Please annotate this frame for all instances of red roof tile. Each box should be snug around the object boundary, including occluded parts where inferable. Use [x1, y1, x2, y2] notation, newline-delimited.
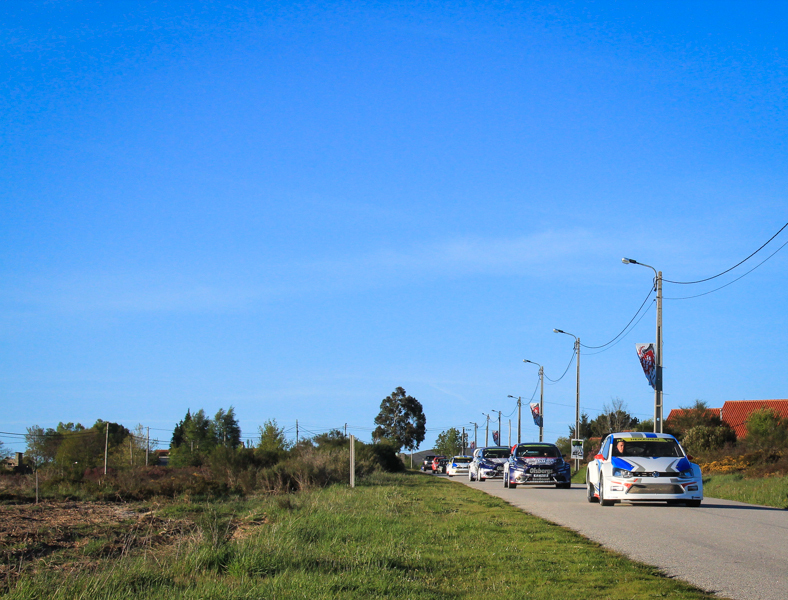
[721, 400, 788, 438]
[666, 408, 722, 423]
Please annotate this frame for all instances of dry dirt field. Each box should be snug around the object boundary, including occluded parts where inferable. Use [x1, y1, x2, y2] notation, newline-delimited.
[0, 501, 194, 590]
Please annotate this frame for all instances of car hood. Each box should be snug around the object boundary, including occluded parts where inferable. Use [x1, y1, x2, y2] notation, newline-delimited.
[514, 457, 563, 466]
[611, 456, 692, 473]
[480, 457, 509, 465]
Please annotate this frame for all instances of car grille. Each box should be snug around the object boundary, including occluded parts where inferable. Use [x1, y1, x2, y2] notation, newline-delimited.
[628, 484, 684, 495]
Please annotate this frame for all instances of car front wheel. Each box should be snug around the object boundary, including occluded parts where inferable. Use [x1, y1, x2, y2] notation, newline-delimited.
[587, 478, 598, 503]
[599, 476, 614, 506]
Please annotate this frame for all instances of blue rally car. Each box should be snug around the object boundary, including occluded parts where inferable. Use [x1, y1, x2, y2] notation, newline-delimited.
[503, 442, 572, 489]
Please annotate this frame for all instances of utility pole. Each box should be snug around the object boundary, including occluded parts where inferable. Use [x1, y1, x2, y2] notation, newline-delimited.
[104, 423, 109, 475]
[538, 366, 544, 442]
[656, 270, 663, 433]
[575, 337, 580, 472]
[469, 422, 478, 450]
[622, 258, 663, 433]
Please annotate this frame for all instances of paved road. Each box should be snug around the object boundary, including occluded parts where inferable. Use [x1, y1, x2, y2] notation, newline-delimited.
[454, 476, 788, 600]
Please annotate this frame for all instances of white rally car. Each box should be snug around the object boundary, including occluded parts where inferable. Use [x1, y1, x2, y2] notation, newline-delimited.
[586, 432, 703, 507]
[446, 455, 472, 477]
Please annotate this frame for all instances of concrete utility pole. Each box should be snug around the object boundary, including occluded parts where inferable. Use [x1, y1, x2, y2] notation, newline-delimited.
[508, 394, 523, 444]
[622, 258, 663, 433]
[104, 423, 109, 475]
[523, 361, 546, 442]
[491, 410, 502, 445]
[554, 329, 581, 472]
[349, 435, 355, 488]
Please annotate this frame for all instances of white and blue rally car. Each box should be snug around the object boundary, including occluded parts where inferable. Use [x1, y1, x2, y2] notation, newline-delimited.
[586, 432, 703, 507]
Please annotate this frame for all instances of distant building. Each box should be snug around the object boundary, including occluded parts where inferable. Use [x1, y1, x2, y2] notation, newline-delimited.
[667, 399, 788, 439]
[1, 453, 27, 472]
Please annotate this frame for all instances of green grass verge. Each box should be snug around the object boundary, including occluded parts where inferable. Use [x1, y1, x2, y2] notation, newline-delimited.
[5, 472, 724, 600]
[702, 473, 788, 509]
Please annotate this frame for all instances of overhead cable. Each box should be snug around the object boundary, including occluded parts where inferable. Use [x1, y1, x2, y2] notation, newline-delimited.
[580, 284, 655, 349]
[665, 238, 788, 300]
[664, 221, 787, 284]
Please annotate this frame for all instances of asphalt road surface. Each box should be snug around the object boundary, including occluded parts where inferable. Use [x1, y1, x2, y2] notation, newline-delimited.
[454, 476, 788, 600]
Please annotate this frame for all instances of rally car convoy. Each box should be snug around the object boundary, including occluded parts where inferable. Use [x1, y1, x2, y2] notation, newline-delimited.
[428, 432, 703, 507]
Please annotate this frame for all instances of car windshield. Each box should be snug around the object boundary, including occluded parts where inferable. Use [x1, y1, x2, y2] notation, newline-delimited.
[453, 457, 471, 463]
[613, 438, 684, 458]
[516, 445, 560, 458]
[482, 448, 511, 459]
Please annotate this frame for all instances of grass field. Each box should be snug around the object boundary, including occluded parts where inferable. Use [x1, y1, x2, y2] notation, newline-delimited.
[702, 473, 788, 509]
[3, 471, 727, 600]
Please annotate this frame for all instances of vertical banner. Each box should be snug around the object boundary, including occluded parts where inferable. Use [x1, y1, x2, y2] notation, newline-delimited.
[492, 430, 500, 445]
[636, 343, 657, 389]
[529, 403, 543, 427]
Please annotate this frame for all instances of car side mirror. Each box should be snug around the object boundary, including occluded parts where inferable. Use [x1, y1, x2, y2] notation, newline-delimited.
[594, 454, 604, 460]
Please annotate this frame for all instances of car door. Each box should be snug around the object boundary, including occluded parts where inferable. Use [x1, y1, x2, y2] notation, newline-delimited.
[588, 435, 611, 487]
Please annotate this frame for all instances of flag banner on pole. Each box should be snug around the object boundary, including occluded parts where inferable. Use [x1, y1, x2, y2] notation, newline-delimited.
[492, 430, 499, 445]
[529, 403, 543, 427]
[636, 343, 657, 389]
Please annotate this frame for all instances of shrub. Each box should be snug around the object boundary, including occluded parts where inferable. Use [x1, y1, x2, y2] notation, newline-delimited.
[745, 408, 788, 452]
[682, 425, 737, 455]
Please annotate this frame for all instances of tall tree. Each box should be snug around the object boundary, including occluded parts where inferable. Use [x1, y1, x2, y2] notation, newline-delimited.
[372, 387, 426, 453]
[214, 407, 242, 448]
[433, 428, 467, 458]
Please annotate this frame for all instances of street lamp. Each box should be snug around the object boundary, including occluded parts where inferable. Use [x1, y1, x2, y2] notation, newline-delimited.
[482, 413, 490, 446]
[554, 328, 580, 472]
[507, 395, 522, 444]
[523, 360, 544, 442]
[622, 257, 663, 433]
[491, 410, 502, 445]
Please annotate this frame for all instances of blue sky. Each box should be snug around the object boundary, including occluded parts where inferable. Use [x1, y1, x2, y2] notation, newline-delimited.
[2, 1, 787, 452]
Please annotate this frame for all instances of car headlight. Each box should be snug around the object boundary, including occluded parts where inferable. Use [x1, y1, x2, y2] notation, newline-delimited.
[679, 470, 693, 478]
[612, 468, 633, 478]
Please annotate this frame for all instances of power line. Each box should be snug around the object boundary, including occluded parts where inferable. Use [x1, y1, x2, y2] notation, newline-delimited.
[664, 221, 787, 284]
[665, 237, 788, 300]
[544, 347, 576, 384]
[580, 285, 654, 349]
[582, 301, 654, 356]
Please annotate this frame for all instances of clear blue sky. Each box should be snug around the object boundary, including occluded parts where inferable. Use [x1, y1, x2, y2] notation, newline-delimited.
[2, 1, 786, 452]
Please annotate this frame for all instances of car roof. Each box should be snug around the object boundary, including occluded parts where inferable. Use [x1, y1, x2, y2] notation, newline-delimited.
[610, 432, 678, 441]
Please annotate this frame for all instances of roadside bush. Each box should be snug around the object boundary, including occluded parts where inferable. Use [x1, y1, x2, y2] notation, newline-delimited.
[682, 425, 737, 456]
[744, 408, 788, 452]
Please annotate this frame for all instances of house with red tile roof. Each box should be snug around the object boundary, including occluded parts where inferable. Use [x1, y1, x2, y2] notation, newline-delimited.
[720, 400, 788, 438]
[667, 400, 788, 439]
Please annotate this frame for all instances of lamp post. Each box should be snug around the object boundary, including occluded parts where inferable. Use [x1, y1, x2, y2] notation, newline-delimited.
[622, 257, 663, 433]
[507, 395, 522, 443]
[554, 328, 580, 472]
[482, 413, 490, 446]
[523, 360, 544, 442]
[492, 410, 502, 445]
